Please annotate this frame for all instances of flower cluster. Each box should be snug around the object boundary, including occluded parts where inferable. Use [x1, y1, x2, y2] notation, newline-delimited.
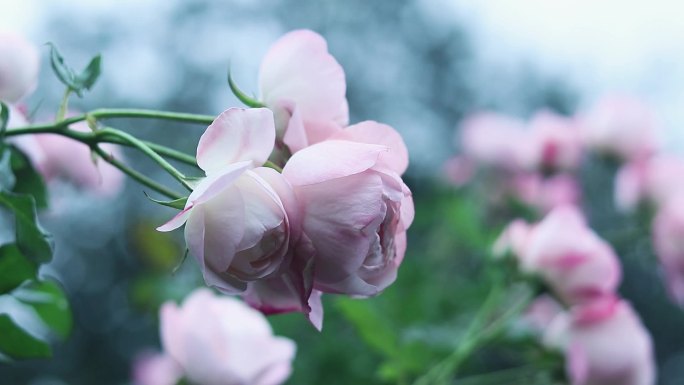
[158, 30, 413, 330]
[0, 32, 123, 196]
[497, 206, 655, 385]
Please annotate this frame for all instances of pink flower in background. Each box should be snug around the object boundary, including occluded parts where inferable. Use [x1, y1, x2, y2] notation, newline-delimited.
[652, 196, 684, 307]
[459, 112, 534, 171]
[511, 173, 581, 213]
[578, 95, 659, 161]
[0, 32, 40, 103]
[259, 29, 349, 154]
[615, 155, 684, 212]
[282, 139, 414, 297]
[527, 110, 583, 171]
[545, 297, 655, 385]
[492, 219, 531, 258]
[35, 120, 125, 196]
[442, 155, 475, 187]
[160, 289, 295, 385]
[132, 352, 182, 385]
[521, 294, 564, 335]
[514, 206, 621, 305]
[158, 108, 299, 294]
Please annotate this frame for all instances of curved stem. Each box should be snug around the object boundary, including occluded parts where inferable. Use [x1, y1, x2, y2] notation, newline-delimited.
[97, 127, 193, 191]
[92, 146, 182, 200]
[96, 134, 199, 167]
[88, 109, 215, 125]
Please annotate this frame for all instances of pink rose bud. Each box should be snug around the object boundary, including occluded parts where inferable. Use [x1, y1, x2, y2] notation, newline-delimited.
[615, 155, 684, 212]
[546, 297, 655, 385]
[282, 139, 414, 297]
[132, 352, 182, 385]
[652, 196, 684, 307]
[578, 95, 659, 161]
[35, 120, 124, 196]
[259, 29, 349, 153]
[0, 32, 40, 103]
[459, 112, 534, 171]
[158, 108, 299, 294]
[527, 110, 583, 171]
[160, 289, 296, 385]
[515, 206, 621, 305]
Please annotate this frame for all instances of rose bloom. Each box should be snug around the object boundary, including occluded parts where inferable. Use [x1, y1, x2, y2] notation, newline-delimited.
[527, 110, 583, 171]
[508, 206, 621, 305]
[578, 95, 659, 161]
[282, 122, 413, 297]
[259, 29, 349, 154]
[614, 154, 684, 212]
[652, 196, 684, 307]
[459, 112, 534, 171]
[544, 297, 655, 385]
[160, 289, 296, 385]
[0, 32, 39, 103]
[158, 108, 299, 294]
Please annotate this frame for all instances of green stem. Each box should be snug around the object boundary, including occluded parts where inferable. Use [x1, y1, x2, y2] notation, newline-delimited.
[92, 146, 182, 200]
[96, 134, 199, 167]
[97, 127, 193, 191]
[88, 109, 215, 125]
[56, 88, 71, 121]
[263, 160, 283, 173]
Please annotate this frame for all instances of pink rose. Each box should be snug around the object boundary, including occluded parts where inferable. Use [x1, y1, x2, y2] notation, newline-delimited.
[282, 138, 414, 297]
[0, 32, 40, 103]
[35, 120, 124, 196]
[158, 108, 299, 294]
[546, 297, 655, 385]
[510, 173, 581, 213]
[160, 289, 296, 385]
[527, 110, 583, 171]
[510, 206, 621, 305]
[259, 29, 349, 153]
[652, 196, 684, 306]
[132, 352, 182, 385]
[459, 112, 534, 171]
[615, 155, 684, 212]
[578, 95, 659, 161]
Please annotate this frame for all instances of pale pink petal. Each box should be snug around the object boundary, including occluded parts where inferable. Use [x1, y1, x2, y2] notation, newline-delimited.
[259, 29, 348, 127]
[282, 140, 387, 186]
[331, 121, 409, 174]
[156, 205, 193, 232]
[186, 160, 252, 206]
[197, 108, 275, 174]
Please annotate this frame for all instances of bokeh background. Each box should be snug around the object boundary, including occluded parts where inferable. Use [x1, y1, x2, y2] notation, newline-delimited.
[2, 0, 684, 384]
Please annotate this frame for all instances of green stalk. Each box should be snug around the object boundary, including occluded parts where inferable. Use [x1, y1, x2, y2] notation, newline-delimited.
[88, 109, 215, 125]
[92, 146, 182, 200]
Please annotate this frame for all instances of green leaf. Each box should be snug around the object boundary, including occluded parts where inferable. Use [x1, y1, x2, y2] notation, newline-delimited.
[336, 297, 399, 358]
[0, 190, 53, 263]
[0, 101, 8, 139]
[13, 279, 72, 338]
[0, 147, 16, 190]
[0, 314, 51, 359]
[47, 43, 101, 97]
[8, 146, 48, 208]
[76, 54, 102, 91]
[0, 244, 36, 294]
[143, 191, 187, 210]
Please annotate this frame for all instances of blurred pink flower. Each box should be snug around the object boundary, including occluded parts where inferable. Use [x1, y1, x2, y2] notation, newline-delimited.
[35, 120, 125, 196]
[521, 294, 564, 335]
[545, 297, 655, 385]
[459, 112, 534, 171]
[132, 352, 182, 385]
[492, 219, 531, 258]
[259, 29, 349, 154]
[511, 173, 581, 213]
[652, 196, 684, 307]
[0, 32, 40, 103]
[442, 156, 475, 187]
[512, 206, 621, 305]
[158, 108, 299, 294]
[615, 154, 684, 212]
[282, 139, 414, 297]
[527, 110, 583, 171]
[578, 95, 659, 161]
[160, 289, 295, 385]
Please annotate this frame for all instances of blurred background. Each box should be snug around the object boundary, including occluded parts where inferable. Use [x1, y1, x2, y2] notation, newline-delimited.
[2, 0, 684, 384]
